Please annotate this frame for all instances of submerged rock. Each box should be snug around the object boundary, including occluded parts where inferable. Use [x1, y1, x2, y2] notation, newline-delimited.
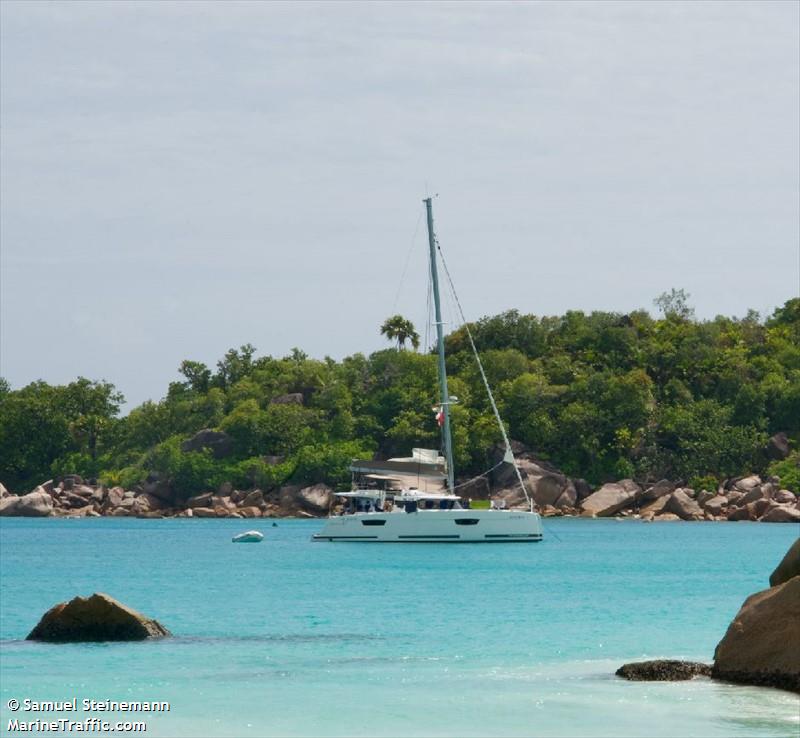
[27, 593, 171, 642]
[616, 660, 711, 681]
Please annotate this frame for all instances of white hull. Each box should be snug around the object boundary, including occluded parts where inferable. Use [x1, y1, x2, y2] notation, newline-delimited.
[313, 509, 543, 543]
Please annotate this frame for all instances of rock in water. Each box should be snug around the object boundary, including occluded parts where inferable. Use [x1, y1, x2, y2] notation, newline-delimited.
[616, 660, 711, 681]
[712, 577, 800, 692]
[27, 593, 171, 642]
[770, 538, 800, 587]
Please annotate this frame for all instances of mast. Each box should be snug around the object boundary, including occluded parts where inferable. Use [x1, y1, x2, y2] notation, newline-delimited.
[424, 197, 455, 492]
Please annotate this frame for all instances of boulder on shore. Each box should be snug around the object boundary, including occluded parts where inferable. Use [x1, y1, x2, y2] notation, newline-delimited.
[664, 489, 703, 520]
[703, 495, 728, 515]
[640, 480, 675, 503]
[573, 478, 593, 501]
[27, 593, 171, 642]
[760, 505, 800, 524]
[712, 576, 800, 692]
[580, 480, 640, 517]
[616, 660, 711, 681]
[553, 483, 577, 509]
[531, 474, 569, 508]
[0, 489, 53, 517]
[727, 505, 754, 522]
[640, 495, 670, 518]
[242, 489, 265, 508]
[733, 475, 762, 493]
[296, 483, 333, 514]
[185, 492, 214, 509]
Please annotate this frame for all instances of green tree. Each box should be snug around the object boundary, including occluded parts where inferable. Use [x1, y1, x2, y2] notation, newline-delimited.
[380, 315, 420, 351]
[215, 344, 257, 388]
[0, 382, 71, 491]
[654, 288, 695, 320]
[179, 360, 211, 393]
[61, 377, 124, 463]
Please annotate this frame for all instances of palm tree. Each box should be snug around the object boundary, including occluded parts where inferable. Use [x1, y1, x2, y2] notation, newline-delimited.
[380, 315, 420, 351]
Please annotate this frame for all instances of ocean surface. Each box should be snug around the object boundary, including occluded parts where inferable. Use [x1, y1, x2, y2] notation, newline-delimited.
[0, 517, 798, 737]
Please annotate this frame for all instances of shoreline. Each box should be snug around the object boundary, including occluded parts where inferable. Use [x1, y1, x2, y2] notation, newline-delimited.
[2, 470, 799, 523]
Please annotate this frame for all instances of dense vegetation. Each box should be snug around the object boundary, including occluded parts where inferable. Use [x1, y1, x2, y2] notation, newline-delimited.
[2, 295, 798, 498]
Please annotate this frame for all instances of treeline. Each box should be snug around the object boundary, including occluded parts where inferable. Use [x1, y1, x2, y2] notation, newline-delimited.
[1, 295, 798, 497]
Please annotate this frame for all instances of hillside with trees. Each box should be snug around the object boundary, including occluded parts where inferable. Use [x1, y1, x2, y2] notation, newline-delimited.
[1, 295, 798, 499]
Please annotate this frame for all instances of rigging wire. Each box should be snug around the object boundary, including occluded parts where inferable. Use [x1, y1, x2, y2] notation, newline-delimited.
[391, 209, 424, 315]
[434, 237, 534, 512]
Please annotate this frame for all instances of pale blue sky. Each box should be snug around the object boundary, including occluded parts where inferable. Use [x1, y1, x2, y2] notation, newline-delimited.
[1, 0, 798, 409]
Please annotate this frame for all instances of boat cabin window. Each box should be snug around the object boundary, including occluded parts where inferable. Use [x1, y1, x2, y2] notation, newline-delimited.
[402, 498, 464, 511]
[342, 497, 383, 514]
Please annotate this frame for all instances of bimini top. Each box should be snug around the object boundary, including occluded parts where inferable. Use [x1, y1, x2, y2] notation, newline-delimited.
[334, 490, 461, 502]
[393, 491, 461, 502]
[349, 459, 445, 479]
[334, 490, 384, 500]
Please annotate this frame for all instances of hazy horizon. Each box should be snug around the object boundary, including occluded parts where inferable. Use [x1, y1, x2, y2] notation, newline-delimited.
[2, 1, 798, 409]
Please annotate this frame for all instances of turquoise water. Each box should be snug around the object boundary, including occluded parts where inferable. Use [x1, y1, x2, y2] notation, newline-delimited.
[1, 518, 798, 737]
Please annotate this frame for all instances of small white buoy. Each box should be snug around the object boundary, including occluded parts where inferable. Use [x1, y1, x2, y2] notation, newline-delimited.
[232, 530, 264, 543]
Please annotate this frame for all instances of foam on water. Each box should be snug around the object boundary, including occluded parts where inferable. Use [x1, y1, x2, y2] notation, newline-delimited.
[1, 517, 798, 736]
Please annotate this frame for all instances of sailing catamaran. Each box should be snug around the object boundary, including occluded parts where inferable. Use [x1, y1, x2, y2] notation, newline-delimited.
[313, 198, 543, 543]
